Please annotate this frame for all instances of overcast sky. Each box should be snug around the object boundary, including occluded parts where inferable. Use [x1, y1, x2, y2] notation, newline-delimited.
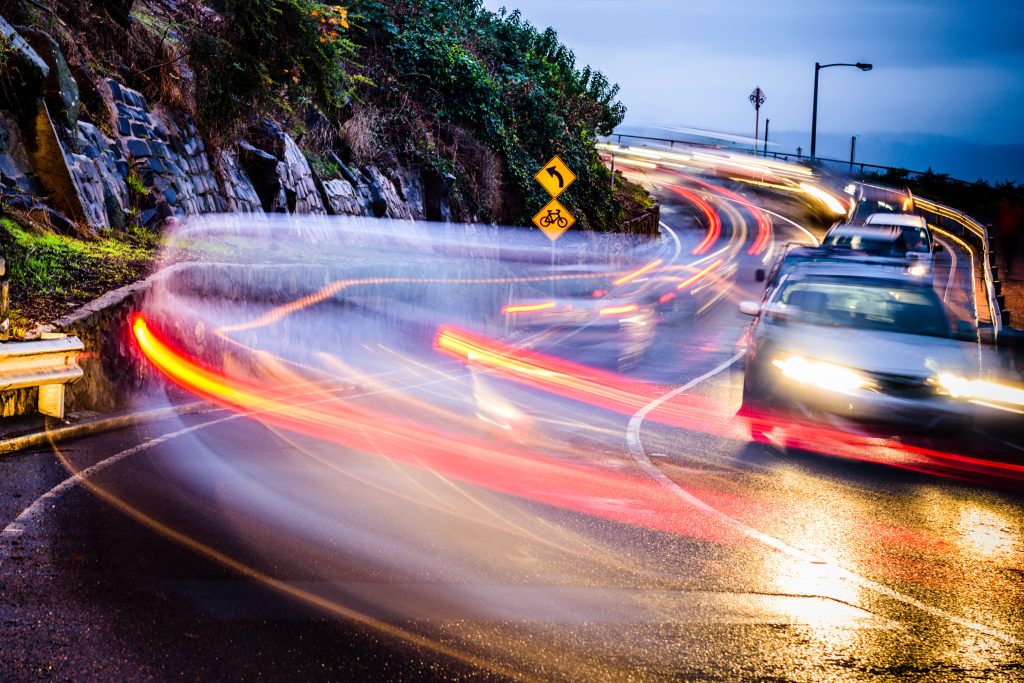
[481, 0, 1024, 146]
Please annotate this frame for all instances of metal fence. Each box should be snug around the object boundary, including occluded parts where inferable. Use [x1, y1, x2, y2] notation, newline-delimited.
[620, 205, 661, 238]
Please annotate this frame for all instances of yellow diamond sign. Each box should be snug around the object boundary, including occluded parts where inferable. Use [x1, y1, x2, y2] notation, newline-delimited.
[534, 155, 576, 198]
[532, 198, 575, 241]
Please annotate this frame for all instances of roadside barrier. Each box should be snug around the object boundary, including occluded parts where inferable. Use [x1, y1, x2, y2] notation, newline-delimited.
[0, 335, 84, 418]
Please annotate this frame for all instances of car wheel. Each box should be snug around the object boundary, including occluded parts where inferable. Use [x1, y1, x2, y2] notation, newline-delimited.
[740, 361, 775, 441]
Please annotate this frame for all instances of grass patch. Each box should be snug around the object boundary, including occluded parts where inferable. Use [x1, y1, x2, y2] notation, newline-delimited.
[0, 217, 159, 335]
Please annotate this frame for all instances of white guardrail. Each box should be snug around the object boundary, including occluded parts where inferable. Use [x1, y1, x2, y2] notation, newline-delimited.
[913, 197, 1005, 338]
[0, 335, 84, 419]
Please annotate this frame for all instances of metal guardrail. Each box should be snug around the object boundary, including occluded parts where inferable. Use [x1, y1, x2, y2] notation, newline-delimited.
[605, 133, 1005, 193]
[607, 133, 725, 152]
[0, 336, 85, 418]
[913, 196, 1006, 337]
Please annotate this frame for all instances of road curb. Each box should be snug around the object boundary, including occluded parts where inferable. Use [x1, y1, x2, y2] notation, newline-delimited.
[0, 401, 217, 456]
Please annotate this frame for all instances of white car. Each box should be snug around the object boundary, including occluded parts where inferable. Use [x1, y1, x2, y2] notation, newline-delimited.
[864, 212, 941, 276]
[739, 261, 979, 435]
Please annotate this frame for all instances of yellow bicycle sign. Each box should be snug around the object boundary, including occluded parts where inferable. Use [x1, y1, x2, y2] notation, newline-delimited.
[532, 198, 575, 241]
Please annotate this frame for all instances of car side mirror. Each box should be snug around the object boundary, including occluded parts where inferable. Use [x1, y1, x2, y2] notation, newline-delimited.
[739, 301, 760, 316]
[754, 268, 766, 283]
[932, 241, 943, 252]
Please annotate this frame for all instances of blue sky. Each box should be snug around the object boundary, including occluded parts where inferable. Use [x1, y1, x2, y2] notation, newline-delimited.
[481, 1, 1024, 153]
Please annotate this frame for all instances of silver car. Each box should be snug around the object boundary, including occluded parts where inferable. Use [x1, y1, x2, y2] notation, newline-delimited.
[738, 262, 978, 436]
[864, 212, 941, 276]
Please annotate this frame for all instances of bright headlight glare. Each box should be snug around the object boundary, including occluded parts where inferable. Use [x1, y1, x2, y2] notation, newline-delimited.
[772, 355, 868, 394]
[908, 264, 927, 277]
[936, 373, 1024, 409]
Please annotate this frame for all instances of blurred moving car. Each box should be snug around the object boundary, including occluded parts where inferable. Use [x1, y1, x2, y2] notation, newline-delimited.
[863, 212, 941, 276]
[501, 292, 656, 371]
[738, 262, 979, 435]
[501, 254, 736, 370]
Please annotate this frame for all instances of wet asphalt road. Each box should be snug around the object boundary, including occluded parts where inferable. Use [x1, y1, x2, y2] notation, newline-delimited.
[1, 180, 1023, 681]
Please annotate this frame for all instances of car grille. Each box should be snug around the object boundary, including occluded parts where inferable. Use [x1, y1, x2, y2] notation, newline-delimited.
[870, 372, 934, 398]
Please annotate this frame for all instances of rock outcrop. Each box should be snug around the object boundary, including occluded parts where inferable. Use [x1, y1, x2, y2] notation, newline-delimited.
[0, 16, 436, 235]
[0, 15, 48, 118]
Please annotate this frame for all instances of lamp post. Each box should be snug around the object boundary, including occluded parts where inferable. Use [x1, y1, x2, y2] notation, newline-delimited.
[810, 61, 872, 159]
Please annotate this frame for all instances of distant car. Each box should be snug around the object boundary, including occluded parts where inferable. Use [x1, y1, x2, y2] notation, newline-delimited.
[863, 212, 940, 276]
[850, 183, 915, 222]
[757, 237, 913, 294]
[821, 224, 908, 258]
[738, 262, 978, 436]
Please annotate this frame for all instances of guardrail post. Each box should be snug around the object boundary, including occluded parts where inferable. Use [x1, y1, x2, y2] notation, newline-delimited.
[38, 384, 66, 418]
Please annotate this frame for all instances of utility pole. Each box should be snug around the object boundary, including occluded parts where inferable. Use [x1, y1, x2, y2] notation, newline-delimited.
[849, 135, 857, 172]
[763, 119, 769, 156]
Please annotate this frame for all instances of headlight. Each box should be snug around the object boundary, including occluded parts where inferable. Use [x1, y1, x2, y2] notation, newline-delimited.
[935, 373, 1024, 412]
[772, 355, 870, 394]
[908, 264, 927, 277]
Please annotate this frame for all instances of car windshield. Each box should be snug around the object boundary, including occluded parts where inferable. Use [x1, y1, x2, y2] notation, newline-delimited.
[900, 226, 930, 253]
[775, 276, 951, 337]
[824, 233, 906, 258]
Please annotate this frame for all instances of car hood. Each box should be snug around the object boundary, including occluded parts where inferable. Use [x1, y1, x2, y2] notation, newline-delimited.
[767, 323, 975, 378]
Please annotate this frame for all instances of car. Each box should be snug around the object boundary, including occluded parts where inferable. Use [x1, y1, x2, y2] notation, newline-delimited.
[738, 261, 979, 436]
[849, 183, 914, 222]
[501, 254, 736, 369]
[755, 236, 916, 298]
[821, 224, 909, 258]
[863, 212, 941, 276]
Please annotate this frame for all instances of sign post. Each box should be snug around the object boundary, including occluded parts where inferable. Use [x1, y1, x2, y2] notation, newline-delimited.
[533, 156, 576, 239]
[749, 87, 766, 153]
[533, 155, 577, 295]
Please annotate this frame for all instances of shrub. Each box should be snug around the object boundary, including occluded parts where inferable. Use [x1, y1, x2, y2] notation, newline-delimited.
[186, 0, 360, 139]
[350, 0, 627, 228]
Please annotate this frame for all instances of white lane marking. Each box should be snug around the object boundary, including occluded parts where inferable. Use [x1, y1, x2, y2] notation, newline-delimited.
[931, 225, 979, 325]
[659, 220, 682, 262]
[933, 235, 958, 302]
[0, 414, 238, 552]
[625, 354, 1020, 645]
[627, 352, 742, 456]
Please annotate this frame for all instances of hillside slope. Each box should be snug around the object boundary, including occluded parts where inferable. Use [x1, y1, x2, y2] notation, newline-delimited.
[0, 0, 648, 330]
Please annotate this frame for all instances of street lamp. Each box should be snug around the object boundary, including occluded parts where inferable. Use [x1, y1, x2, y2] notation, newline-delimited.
[810, 62, 872, 159]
